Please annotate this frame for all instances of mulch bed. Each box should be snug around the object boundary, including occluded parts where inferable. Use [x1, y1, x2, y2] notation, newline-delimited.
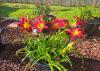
[0, 18, 100, 71]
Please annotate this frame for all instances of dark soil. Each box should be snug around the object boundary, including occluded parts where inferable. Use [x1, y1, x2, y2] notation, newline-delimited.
[0, 18, 100, 71]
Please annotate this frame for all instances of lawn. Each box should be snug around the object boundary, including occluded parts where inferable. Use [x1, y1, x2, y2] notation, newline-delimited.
[0, 2, 100, 21]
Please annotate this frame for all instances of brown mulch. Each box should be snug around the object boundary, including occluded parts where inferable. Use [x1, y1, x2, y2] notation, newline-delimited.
[77, 37, 100, 61]
[0, 19, 100, 71]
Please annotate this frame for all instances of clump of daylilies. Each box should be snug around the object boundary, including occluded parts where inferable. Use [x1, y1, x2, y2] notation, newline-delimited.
[16, 15, 87, 71]
[17, 15, 86, 40]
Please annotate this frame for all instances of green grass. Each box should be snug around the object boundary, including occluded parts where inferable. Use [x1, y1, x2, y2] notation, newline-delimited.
[0, 2, 100, 21]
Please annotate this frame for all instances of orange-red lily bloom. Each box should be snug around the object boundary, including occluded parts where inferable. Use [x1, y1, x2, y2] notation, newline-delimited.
[67, 28, 83, 40]
[49, 18, 68, 31]
[32, 16, 48, 32]
[17, 16, 32, 32]
[73, 16, 87, 26]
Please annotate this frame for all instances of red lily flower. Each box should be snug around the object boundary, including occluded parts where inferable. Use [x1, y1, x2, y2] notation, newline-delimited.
[63, 19, 69, 27]
[67, 28, 83, 40]
[48, 18, 69, 32]
[57, 19, 69, 27]
[17, 16, 32, 32]
[50, 18, 64, 27]
[33, 16, 48, 32]
[56, 19, 65, 27]
[48, 18, 62, 31]
[73, 16, 87, 26]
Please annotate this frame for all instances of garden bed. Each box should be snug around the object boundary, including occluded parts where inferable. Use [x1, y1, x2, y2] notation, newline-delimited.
[0, 19, 100, 71]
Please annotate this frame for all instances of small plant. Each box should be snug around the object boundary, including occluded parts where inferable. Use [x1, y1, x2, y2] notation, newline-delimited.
[80, 7, 93, 20]
[34, 0, 51, 17]
[36, 5, 51, 16]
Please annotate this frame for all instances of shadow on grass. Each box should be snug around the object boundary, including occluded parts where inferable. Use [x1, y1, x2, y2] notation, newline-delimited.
[51, 8, 72, 12]
[0, 5, 19, 17]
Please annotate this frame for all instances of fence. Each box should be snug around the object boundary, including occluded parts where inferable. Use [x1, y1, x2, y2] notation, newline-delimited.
[0, 0, 100, 7]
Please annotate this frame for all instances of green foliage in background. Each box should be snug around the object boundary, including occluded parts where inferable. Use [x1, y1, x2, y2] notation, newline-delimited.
[34, 0, 51, 16]
[80, 7, 94, 20]
[34, 5, 51, 16]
